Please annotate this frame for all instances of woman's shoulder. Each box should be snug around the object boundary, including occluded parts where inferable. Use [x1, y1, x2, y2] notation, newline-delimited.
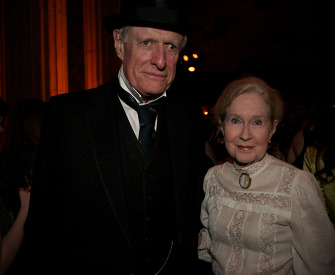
[267, 153, 300, 171]
[267, 154, 316, 184]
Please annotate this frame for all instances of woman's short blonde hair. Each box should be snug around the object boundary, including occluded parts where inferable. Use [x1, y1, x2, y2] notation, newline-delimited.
[214, 76, 284, 127]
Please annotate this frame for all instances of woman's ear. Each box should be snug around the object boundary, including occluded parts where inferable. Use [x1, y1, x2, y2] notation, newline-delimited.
[219, 119, 224, 135]
[270, 120, 279, 138]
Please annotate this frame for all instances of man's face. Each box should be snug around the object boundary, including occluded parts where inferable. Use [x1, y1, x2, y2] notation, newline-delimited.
[114, 27, 184, 102]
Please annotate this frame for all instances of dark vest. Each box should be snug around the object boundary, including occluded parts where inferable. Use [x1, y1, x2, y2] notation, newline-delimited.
[115, 99, 177, 274]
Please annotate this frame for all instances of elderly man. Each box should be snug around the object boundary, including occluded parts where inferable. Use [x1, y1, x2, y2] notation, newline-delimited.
[22, 0, 210, 274]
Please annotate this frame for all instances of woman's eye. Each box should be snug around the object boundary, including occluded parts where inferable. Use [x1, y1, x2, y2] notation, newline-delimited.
[253, 120, 263, 125]
[231, 118, 239, 124]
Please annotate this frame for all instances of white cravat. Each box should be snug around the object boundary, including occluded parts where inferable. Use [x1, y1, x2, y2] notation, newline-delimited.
[117, 66, 166, 138]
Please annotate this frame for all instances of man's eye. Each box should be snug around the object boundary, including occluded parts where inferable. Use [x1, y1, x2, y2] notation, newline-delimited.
[141, 41, 150, 46]
[253, 120, 263, 125]
[167, 44, 176, 50]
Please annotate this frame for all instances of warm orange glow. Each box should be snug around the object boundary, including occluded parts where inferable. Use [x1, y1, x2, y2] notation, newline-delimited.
[183, 55, 189, 61]
[0, 0, 6, 99]
[188, 66, 195, 72]
[203, 111, 209, 115]
[40, 0, 46, 101]
[47, 0, 68, 97]
[192, 53, 199, 59]
[84, 0, 99, 89]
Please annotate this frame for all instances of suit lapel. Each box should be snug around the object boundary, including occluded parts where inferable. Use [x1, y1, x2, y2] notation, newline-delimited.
[85, 81, 132, 248]
[165, 97, 191, 229]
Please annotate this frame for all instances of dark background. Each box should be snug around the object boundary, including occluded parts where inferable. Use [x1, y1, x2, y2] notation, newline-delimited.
[175, 0, 331, 107]
[1, 0, 332, 108]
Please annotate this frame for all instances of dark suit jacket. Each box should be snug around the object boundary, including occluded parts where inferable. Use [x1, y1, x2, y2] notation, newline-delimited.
[21, 78, 210, 274]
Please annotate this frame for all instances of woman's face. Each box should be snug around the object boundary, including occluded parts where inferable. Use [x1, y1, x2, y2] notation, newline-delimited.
[222, 92, 277, 167]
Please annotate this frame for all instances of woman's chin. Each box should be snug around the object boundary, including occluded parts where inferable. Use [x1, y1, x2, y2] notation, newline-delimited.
[235, 156, 256, 167]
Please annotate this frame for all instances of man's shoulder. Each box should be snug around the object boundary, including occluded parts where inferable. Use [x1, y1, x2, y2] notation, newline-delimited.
[49, 79, 119, 104]
[46, 79, 119, 115]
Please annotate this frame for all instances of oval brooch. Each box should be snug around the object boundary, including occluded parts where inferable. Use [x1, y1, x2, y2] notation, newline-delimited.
[239, 173, 251, 189]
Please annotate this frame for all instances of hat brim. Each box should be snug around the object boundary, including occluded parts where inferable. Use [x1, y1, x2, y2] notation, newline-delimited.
[103, 14, 196, 35]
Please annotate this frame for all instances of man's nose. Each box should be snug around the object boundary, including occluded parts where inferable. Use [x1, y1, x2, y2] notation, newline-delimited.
[151, 46, 166, 70]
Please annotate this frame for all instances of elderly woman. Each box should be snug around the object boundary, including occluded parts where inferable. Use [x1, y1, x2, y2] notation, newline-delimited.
[198, 76, 335, 274]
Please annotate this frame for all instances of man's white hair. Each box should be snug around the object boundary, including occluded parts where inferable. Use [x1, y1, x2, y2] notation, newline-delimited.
[118, 26, 187, 50]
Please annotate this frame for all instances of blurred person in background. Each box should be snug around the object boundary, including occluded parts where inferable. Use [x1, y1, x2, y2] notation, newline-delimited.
[303, 104, 335, 227]
[0, 98, 9, 153]
[0, 187, 30, 275]
[0, 98, 46, 274]
[286, 102, 320, 168]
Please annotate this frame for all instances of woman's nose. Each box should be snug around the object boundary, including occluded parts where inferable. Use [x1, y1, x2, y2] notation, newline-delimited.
[240, 124, 251, 141]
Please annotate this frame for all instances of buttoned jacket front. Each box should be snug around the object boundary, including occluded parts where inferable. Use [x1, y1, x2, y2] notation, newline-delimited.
[23, 77, 207, 274]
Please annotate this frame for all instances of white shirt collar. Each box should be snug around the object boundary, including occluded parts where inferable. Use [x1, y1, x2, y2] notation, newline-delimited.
[118, 65, 166, 105]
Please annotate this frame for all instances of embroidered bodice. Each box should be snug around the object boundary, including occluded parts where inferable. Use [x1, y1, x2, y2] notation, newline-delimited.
[198, 154, 335, 275]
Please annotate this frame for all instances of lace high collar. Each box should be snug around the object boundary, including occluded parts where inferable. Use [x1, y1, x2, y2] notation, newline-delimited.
[233, 153, 270, 177]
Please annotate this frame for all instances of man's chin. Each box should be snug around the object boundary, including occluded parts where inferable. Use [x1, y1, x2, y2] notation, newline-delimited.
[140, 86, 166, 98]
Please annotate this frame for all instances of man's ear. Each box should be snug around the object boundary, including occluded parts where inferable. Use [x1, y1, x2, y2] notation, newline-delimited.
[113, 29, 124, 60]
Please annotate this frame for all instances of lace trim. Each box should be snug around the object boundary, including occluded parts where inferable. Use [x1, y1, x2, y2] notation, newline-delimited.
[233, 153, 271, 176]
[277, 167, 297, 194]
[227, 210, 247, 273]
[259, 214, 275, 273]
[209, 184, 291, 211]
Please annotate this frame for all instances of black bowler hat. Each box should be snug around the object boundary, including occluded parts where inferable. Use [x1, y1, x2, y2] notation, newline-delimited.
[103, 0, 192, 35]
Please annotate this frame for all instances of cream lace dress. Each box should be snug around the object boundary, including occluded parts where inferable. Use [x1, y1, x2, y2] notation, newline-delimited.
[198, 153, 335, 274]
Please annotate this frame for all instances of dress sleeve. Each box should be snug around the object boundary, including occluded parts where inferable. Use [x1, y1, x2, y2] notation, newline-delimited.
[198, 169, 214, 263]
[291, 170, 335, 274]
